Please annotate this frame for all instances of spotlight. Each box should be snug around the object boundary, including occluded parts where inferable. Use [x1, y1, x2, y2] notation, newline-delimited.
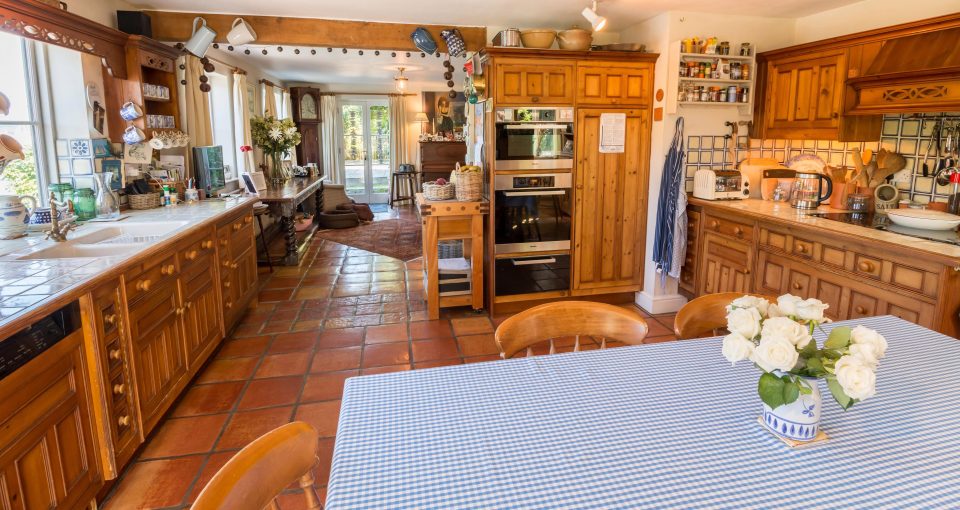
[581, 0, 607, 31]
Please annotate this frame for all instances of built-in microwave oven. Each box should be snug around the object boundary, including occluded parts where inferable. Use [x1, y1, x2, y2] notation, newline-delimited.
[494, 107, 574, 170]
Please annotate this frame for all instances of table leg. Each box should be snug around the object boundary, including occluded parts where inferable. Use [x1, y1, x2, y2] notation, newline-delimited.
[470, 214, 484, 311]
[314, 181, 324, 220]
[423, 216, 439, 320]
[281, 212, 299, 266]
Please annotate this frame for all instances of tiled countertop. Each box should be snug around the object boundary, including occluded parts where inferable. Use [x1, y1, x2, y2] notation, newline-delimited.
[689, 197, 960, 262]
[0, 196, 259, 339]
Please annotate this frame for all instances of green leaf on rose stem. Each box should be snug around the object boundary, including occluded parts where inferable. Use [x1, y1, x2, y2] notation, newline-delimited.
[824, 326, 852, 350]
[821, 348, 842, 360]
[798, 384, 812, 395]
[806, 356, 824, 374]
[800, 339, 818, 357]
[758, 373, 786, 409]
[827, 376, 855, 410]
[783, 379, 800, 405]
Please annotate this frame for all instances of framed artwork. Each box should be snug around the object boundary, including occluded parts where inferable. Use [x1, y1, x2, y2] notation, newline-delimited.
[422, 91, 466, 135]
[123, 143, 152, 165]
[98, 159, 123, 190]
[92, 138, 113, 158]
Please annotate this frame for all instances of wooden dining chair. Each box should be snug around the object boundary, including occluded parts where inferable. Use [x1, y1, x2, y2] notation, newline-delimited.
[191, 421, 322, 510]
[673, 292, 777, 340]
[494, 301, 649, 359]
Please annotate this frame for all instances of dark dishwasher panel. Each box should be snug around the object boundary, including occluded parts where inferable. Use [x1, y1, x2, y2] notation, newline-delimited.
[0, 302, 81, 381]
[495, 254, 571, 296]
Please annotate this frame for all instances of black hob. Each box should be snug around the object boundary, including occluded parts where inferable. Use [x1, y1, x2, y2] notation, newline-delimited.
[809, 212, 960, 246]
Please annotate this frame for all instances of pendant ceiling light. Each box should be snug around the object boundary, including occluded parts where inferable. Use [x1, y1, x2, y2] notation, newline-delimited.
[395, 67, 409, 92]
[581, 0, 608, 32]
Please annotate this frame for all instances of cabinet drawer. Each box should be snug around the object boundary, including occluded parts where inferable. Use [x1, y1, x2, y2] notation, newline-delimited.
[140, 52, 174, 72]
[125, 254, 178, 302]
[180, 236, 217, 269]
[790, 236, 815, 260]
[703, 213, 753, 242]
[851, 253, 882, 280]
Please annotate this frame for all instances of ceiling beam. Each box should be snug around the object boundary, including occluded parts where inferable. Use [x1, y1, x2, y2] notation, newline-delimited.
[143, 11, 487, 53]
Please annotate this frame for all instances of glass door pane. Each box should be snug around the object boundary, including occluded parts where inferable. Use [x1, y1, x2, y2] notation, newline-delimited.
[368, 103, 390, 201]
[341, 103, 366, 197]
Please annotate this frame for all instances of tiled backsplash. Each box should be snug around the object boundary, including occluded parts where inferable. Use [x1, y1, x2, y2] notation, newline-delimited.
[684, 113, 960, 204]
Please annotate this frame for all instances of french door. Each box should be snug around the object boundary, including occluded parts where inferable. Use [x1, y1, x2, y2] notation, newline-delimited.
[341, 99, 390, 204]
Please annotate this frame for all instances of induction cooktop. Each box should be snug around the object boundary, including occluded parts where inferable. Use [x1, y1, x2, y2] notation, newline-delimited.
[808, 212, 960, 247]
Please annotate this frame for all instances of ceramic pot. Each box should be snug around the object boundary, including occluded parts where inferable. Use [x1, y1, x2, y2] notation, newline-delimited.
[27, 207, 62, 225]
[0, 194, 36, 239]
[557, 28, 592, 50]
[761, 376, 821, 442]
[520, 29, 557, 49]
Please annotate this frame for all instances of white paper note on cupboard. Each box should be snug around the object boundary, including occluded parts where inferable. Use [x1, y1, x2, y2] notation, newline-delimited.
[599, 113, 626, 153]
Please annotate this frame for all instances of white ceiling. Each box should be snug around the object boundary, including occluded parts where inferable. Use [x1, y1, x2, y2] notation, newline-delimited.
[127, 0, 864, 87]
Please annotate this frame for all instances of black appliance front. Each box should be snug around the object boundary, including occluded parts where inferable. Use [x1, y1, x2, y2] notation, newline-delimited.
[495, 255, 571, 296]
[494, 173, 573, 253]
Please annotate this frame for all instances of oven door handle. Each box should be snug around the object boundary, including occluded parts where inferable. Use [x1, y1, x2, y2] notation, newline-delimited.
[502, 190, 567, 197]
[512, 257, 557, 266]
[503, 124, 570, 130]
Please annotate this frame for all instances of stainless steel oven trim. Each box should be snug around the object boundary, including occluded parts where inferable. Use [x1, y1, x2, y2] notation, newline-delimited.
[511, 257, 557, 265]
[494, 172, 573, 190]
[495, 107, 575, 123]
[494, 159, 573, 170]
[495, 240, 571, 254]
[502, 124, 571, 130]
[502, 190, 567, 197]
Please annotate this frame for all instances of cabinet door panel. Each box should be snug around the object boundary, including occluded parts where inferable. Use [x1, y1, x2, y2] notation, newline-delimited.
[182, 260, 222, 369]
[494, 61, 574, 105]
[812, 276, 845, 322]
[576, 64, 651, 105]
[756, 250, 787, 296]
[700, 232, 753, 294]
[763, 50, 846, 136]
[573, 108, 649, 290]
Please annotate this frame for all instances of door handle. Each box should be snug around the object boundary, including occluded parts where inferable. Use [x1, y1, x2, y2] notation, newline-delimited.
[512, 257, 556, 266]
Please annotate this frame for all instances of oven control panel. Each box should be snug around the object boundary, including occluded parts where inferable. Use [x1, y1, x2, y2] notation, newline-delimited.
[512, 176, 555, 188]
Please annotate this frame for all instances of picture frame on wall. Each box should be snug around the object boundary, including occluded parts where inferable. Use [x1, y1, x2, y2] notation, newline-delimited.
[98, 159, 123, 190]
[422, 91, 467, 135]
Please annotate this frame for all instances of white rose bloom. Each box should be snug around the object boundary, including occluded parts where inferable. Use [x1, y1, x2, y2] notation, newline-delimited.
[727, 295, 770, 317]
[834, 355, 877, 400]
[269, 127, 283, 141]
[726, 307, 762, 339]
[795, 298, 829, 323]
[777, 294, 802, 317]
[850, 326, 888, 362]
[750, 334, 800, 373]
[285, 126, 297, 136]
[722, 332, 755, 364]
[761, 316, 813, 349]
[766, 304, 786, 318]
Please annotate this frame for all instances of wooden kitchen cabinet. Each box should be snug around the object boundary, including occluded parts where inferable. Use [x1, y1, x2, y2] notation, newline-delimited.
[576, 63, 651, 106]
[760, 50, 846, 139]
[493, 59, 574, 105]
[0, 329, 102, 510]
[572, 108, 650, 292]
[678, 209, 701, 296]
[699, 232, 754, 294]
[218, 210, 258, 331]
[181, 260, 222, 370]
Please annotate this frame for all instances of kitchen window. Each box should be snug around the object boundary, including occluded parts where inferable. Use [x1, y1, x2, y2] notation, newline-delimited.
[207, 71, 241, 181]
[0, 32, 46, 201]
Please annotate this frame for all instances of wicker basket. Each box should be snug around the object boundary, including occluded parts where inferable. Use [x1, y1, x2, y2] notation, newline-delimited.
[128, 192, 161, 210]
[423, 182, 456, 200]
[454, 166, 483, 202]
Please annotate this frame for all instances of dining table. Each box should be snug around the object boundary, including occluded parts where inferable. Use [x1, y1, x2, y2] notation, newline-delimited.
[326, 316, 960, 509]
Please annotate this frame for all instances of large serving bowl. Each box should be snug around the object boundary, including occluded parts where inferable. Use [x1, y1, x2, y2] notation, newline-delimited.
[520, 29, 557, 49]
[886, 208, 960, 230]
[557, 28, 592, 50]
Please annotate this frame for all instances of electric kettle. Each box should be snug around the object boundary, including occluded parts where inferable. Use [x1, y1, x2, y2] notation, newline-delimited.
[790, 171, 833, 209]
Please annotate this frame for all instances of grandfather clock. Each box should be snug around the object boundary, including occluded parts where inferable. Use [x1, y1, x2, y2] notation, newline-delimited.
[290, 87, 321, 167]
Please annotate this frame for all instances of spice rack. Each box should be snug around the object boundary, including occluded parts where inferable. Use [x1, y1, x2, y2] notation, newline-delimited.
[667, 42, 757, 114]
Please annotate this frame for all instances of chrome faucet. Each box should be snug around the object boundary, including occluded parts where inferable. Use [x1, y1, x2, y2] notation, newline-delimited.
[45, 192, 76, 242]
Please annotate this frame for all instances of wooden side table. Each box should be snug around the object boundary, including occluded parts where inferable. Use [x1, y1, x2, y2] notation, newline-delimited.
[416, 193, 488, 320]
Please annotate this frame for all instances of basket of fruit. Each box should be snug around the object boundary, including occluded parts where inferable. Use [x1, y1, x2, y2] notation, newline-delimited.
[454, 163, 483, 201]
[423, 177, 456, 200]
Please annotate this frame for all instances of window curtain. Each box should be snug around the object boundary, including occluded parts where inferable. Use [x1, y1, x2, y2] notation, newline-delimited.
[263, 83, 277, 117]
[181, 55, 213, 173]
[388, 94, 409, 197]
[232, 71, 255, 174]
[282, 89, 298, 165]
[320, 95, 344, 184]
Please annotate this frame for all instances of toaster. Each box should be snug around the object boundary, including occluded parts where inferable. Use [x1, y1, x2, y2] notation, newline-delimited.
[692, 169, 751, 200]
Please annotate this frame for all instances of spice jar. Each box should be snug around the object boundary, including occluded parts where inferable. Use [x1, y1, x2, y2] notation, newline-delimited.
[700, 87, 710, 102]
[740, 87, 750, 102]
[742, 63, 750, 80]
[847, 193, 870, 212]
[727, 85, 738, 103]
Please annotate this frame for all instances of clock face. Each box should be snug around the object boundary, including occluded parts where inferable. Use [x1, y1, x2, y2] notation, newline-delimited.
[300, 94, 318, 120]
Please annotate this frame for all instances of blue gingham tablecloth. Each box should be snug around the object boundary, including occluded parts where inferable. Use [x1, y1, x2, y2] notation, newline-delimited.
[326, 316, 960, 509]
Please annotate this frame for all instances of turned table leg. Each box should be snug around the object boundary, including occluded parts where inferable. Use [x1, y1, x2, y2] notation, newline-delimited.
[280, 210, 299, 266]
[314, 181, 324, 220]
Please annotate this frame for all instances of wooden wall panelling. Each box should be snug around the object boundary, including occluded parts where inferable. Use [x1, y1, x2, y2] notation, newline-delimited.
[144, 11, 487, 52]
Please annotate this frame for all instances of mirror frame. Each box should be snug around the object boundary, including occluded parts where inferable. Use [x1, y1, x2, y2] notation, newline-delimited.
[0, 0, 128, 78]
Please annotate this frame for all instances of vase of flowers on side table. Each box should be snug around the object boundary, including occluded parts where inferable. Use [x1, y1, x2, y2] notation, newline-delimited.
[251, 116, 301, 183]
[721, 294, 888, 442]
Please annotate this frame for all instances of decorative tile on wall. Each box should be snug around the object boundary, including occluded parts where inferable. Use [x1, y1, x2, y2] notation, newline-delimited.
[683, 113, 960, 204]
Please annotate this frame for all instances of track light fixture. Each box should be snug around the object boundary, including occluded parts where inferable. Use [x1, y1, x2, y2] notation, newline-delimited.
[581, 0, 608, 32]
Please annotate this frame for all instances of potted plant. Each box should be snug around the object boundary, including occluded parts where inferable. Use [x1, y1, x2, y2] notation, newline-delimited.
[722, 294, 887, 441]
[250, 116, 301, 182]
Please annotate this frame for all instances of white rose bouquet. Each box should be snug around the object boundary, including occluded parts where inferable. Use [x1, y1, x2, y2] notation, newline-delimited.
[251, 116, 302, 179]
[722, 294, 886, 410]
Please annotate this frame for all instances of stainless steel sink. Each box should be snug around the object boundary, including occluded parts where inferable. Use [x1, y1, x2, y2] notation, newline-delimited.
[18, 243, 142, 260]
[16, 221, 190, 260]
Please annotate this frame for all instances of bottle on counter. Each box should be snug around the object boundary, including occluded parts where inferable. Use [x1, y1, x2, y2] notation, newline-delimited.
[948, 172, 960, 215]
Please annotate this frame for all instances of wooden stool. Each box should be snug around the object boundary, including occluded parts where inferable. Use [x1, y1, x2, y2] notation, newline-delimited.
[390, 172, 417, 207]
[253, 203, 274, 272]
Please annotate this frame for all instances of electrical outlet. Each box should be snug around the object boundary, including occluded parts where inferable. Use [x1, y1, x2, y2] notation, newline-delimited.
[891, 169, 912, 184]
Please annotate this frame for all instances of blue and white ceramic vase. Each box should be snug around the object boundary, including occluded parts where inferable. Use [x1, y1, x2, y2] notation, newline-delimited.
[761, 376, 821, 442]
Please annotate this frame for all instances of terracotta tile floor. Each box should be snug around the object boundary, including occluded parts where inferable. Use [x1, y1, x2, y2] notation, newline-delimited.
[102, 213, 678, 509]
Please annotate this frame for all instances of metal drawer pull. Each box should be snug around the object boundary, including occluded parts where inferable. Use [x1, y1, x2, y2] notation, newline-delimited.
[512, 257, 557, 266]
[502, 190, 567, 197]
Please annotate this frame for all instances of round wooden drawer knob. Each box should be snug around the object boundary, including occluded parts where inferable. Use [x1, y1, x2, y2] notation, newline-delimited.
[118, 415, 131, 427]
[136, 279, 151, 291]
[161, 264, 175, 276]
[734, 227, 743, 236]
[104, 313, 117, 326]
[244, 216, 252, 224]
[175, 307, 185, 316]
[233, 223, 242, 231]
[793, 282, 802, 290]
[109, 349, 122, 360]
[225, 301, 234, 309]
[711, 220, 720, 229]
[220, 239, 229, 247]
[113, 383, 125, 395]
[185, 250, 198, 261]
[796, 244, 808, 253]
[858, 261, 874, 272]
[855, 306, 867, 314]
[223, 281, 231, 288]
[202, 240, 214, 249]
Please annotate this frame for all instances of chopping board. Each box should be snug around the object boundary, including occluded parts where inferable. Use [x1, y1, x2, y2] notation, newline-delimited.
[739, 158, 787, 199]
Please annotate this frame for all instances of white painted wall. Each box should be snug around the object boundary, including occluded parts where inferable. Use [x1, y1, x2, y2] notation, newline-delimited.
[66, 0, 137, 29]
[620, 11, 795, 313]
[793, 0, 960, 44]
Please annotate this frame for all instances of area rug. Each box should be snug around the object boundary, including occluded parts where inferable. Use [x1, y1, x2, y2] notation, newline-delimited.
[316, 218, 422, 261]
[369, 204, 389, 213]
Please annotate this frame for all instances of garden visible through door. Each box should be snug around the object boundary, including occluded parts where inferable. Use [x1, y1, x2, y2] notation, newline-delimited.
[341, 100, 390, 204]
